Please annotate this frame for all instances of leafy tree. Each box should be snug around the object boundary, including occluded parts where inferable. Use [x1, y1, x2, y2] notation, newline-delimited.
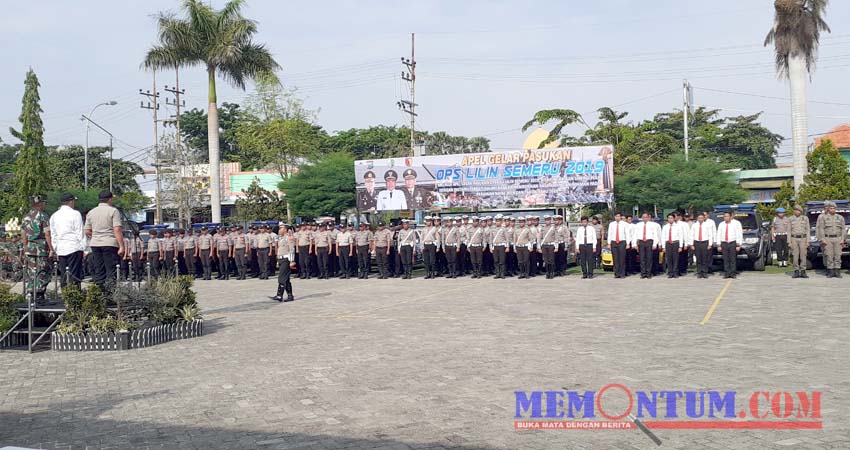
[46, 146, 144, 194]
[326, 125, 410, 159]
[180, 102, 245, 163]
[279, 152, 355, 219]
[521, 109, 588, 148]
[114, 190, 149, 216]
[233, 179, 287, 223]
[144, 0, 282, 223]
[244, 74, 318, 123]
[236, 117, 329, 180]
[797, 139, 850, 203]
[773, 179, 797, 210]
[9, 69, 48, 214]
[615, 155, 746, 212]
[765, 0, 831, 190]
[424, 132, 490, 155]
[44, 189, 101, 215]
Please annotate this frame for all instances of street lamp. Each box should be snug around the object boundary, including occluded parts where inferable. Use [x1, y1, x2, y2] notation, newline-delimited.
[84, 101, 118, 190]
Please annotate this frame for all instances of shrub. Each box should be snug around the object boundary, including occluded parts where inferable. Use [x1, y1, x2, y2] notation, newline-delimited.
[0, 283, 23, 334]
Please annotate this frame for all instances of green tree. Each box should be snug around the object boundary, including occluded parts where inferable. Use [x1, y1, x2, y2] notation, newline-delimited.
[424, 131, 490, 155]
[114, 190, 149, 216]
[144, 0, 281, 223]
[236, 117, 329, 182]
[773, 179, 797, 210]
[797, 139, 850, 203]
[233, 179, 287, 222]
[180, 102, 246, 163]
[279, 152, 355, 219]
[765, 0, 831, 190]
[46, 146, 144, 194]
[326, 125, 415, 159]
[521, 109, 588, 148]
[615, 155, 746, 212]
[9, 69, 48, 215]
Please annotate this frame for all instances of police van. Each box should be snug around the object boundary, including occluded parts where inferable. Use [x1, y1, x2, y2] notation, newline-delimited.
[711, 204, 772, 271]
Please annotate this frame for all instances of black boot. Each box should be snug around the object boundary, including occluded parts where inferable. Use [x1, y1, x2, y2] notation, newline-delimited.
[801, 270, 809, 278]
[835, 270, 842, 278]
[270, 284, 284, 302]
[792, 270, 800, 278]
[284, 281, 294, 302]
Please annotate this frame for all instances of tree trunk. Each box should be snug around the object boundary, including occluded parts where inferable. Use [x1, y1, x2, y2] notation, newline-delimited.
[788, 54, 809, 191]
[207, 66, 222, 223]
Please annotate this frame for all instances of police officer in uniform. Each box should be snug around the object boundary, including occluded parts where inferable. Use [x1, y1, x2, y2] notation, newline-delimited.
[21, 196, 53, 301]
[373, 222, 392, 279]
[514, 217, 534, 279]
[771, 207, 792, 268]
[816, 200, 846, 278]
[232, 226, 249, 279]
[354, 223, 373, 279]
[421, 216, 441, 278]
[213, 227, 232, 279]
[538, 215, 559, 279]
[313, 223, 333, 279]
[592, 216, 604, 269]
[466, 217, 486, 278]
[433, 216, 447, 276]
[124, 231, 145, 282]
[358, 170, 379, 212]
[788, 205, 811, 278]
[442, 219, 461, 278]
[491, 215, 510, 279]
[146, 229, 162, 278]
[554, 215, 569, 276]
[397, 219, 418, 279]
[336, 223, 355, 279]
[182, 228, 197, 277]
[162, 229, 177, 276]
[271, 226, 296, 302]
[197, 226, 213, 280]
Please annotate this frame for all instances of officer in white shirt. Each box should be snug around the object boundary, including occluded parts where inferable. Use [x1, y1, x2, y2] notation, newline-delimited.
[49, 193, 87, 287]
[606, 213, 632, 278]
[376, 170, 408, 211]
[716, 212, 744, 278]
[632, 212, 661, 279]
[574, 216, 597, 279]
[661, 213, 687, 278]
[691, 213, 716, 278]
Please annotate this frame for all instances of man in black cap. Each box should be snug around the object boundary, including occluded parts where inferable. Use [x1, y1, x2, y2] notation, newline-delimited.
[84, 191, 124, 289]
[401, 168, 431, 209]
[49, 193, 85, 288]
[358, 170, 379, 212]
[376, 170, 408, 211]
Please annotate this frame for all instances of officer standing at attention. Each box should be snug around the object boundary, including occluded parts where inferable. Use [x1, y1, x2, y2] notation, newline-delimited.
[197, 226, 213, 280]
[213, 226, 232, 280]
[182, 228, 197, 277]
[662, 213, 686, 278]
[124, 230, 144, 282]
[442, 219, 460, 278]
[83, 191, 124, 289]
[354, 223, 373, 279]
[232, 226, 249, 280]
[591, 216, 604, 269]
[21, 195, 53, 301]
[465, 217, 485, 278]
[336, 223, 355, 279]
[397, 219, 418, 279]
[633, 212, 661, 279]
[254, 225, 271, 279]
[816, 200, 846, 278]
[772, 207, 792, 268]
[537, 215, 557, 279]
[716, 211, 744, 279]
[514, 217, 533, 279]
[271, 226, 296, 302]
[433, 216, 447, 276]
[788, 205, 811, 278]
[574, 216, 597, 279]
[373, 222, 392, 279]
[528, 216, 540, 276]
[146, 229, 162, 278]
[162, 229, 177, 276]
[554, 215, 570, 277]
[607, 213, 631, 279]
[691, 213, 716, 279]
[421, 216, 441, 279]
[294, 224, 312, 279]
[490, 215, 510, 279]
[312, 223, 333, 279]
[248, 226, 259, 277]
[505, 217, 517, 277]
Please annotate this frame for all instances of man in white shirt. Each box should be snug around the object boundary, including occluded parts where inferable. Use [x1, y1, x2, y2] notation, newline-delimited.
[632, 212, 661, 279]
[49, 193, 86, 287]
[675, 213, 692, 276]
[375, 170, 408, 211]
[703, 210, 718, 269]
[691, 213, 716, 278]
[661, 213, 687, 278]
[574, 216, 597, 279]
[606, 213, 632, 278]
[716, 211, 744, 279]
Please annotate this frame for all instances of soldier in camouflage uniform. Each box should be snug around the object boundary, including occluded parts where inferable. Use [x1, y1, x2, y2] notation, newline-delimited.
[22, 196, 53, 300]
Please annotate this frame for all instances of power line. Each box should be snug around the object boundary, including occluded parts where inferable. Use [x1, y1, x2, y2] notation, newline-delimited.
[692, 86, 850, 107]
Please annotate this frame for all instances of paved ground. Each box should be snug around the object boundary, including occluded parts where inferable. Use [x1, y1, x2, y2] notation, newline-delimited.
[1, 271, 849, 450]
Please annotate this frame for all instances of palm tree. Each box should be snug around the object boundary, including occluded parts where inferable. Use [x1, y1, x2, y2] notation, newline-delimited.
[521, 109, 587, 148]
[765, 0, 830, 191]
[144, 0, 280, 223]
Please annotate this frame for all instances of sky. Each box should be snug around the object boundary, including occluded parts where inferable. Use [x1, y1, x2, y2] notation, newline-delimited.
[2, 0, 850, 191]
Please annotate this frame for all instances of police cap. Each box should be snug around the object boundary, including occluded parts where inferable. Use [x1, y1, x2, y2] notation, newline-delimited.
[403, 168, 417, 179]
[384, 170, 398, 181]
[363, 170, 376, 180]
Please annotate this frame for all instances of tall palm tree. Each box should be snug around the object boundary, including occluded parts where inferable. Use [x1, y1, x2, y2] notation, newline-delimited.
[765, 0, 830, 191]
[522, 109, 587, 148]
[144, 0, 280, 222]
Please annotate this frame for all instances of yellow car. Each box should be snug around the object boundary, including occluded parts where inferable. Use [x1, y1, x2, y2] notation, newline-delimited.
[601, 246, 665, 271]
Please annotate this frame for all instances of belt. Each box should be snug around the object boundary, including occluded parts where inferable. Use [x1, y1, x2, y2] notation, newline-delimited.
[666, 241, 680, 244]
[825, 235, 840, 238]
[444, 243, 457, 246]
[424, 242, 437, 246]
[400, 244, 413, 247]
[791, 235, 806, 238]
[775, 233, 787, 235]
[542, 243, 555, 247]
[694, 240, 710, 243]
[469, 244, 482, 247]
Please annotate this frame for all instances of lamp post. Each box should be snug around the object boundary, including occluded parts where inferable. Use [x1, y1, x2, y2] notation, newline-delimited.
[84, 101, 117, 190]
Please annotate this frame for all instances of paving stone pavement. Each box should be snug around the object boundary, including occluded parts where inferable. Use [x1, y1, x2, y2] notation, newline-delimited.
[1, 272, 848, 450]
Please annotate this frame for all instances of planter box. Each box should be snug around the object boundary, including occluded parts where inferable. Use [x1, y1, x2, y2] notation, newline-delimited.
[52, 320, 204, 351]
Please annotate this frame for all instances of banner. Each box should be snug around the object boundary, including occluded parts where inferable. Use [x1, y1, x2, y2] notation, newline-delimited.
[354, 145, 614, 211]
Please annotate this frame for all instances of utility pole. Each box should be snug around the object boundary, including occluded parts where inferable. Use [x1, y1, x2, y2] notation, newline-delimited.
[165, 69, 187, 227]
[398, 33, 418, 157]
[683, 79, 693, 161]
[140, 71, 162, 224]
